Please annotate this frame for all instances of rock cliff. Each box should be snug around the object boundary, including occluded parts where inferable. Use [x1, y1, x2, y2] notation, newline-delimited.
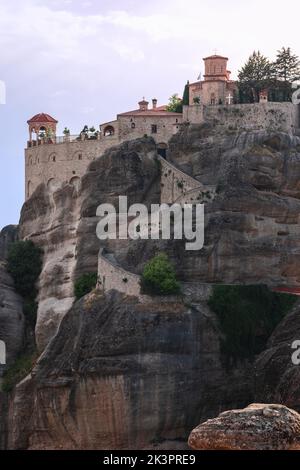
[167, 125, 300, 285]
[20, 126, 300, 351]
[19, 138, 160, 351]
[8, 290, 253, 450]
[255, 301, 300, 410]
[5, 123, 300, 449]
[0, 225, 24, 371]
[0, 225, 23, 450]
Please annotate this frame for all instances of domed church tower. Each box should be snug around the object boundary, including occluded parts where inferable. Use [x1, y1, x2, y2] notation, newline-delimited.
[27, 113, 58, 144]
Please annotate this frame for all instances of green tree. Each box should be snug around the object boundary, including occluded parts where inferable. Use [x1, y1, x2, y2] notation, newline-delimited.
[140, 253, 181, 295]
[74, 272, 98, 300]
[166, 94, 183, 113]
[273, 47, 300, 101]
[7, 240, 43, 328]
[238, 51, 274, 103]
[275, 47, 300, 83]
[208, 285, 297, 363]
[7, 241, 43, 298]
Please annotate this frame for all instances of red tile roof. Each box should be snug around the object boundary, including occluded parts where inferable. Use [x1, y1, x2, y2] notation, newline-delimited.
[27, 113, 58, 124]
[273, 287, 300, 296]
[203, 54, 228, 60]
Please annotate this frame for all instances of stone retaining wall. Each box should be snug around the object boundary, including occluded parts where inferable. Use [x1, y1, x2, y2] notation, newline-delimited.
[98, 249, 141, 297]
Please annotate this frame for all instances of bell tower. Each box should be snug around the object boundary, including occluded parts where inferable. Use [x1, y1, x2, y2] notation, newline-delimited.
[27, 113, 58, 143]
[203, 55, 231, 81]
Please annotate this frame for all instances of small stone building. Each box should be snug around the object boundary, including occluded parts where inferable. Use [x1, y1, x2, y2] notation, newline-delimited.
[100, 98, 182, 158]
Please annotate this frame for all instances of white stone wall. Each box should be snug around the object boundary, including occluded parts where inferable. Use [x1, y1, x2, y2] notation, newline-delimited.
[183, 105, 204, 123]
[25, 136, 119, 199]
[25, 114, 183, 200]
[98, 250, 141, 297]
[159, 157, 202, 204]
[118, 115, 182, 145]
[204, 102, 299, 134]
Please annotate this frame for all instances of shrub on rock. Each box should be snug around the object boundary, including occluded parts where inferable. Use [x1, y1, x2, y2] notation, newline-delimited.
[74, 272, 98, 300]
[140, 253, 181, 295]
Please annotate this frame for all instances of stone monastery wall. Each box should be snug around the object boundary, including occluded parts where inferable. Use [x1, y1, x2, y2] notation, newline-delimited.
[25, 136, 119, 198]
[159, 156, 203, 204]
[97, 249, 141, 298]
[183, 102, 299, 134]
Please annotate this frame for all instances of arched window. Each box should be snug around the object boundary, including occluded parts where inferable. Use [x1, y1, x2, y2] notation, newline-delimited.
[49, 153, 56, 162]
[210, 93, 216, 105]
[103, 125, 115, 136]
[78, 154, 82, 160]
[131, 122, 136, 129]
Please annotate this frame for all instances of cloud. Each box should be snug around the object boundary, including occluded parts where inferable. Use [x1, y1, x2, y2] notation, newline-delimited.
[1, 0, 299, 75]
[112, 43, 145, 62]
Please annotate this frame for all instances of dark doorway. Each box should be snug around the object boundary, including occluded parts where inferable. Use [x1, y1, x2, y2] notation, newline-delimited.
[157, 143, 167, 159]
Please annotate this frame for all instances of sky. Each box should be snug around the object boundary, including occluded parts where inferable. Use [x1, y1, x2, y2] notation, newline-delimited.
[0, 0, 300, 230]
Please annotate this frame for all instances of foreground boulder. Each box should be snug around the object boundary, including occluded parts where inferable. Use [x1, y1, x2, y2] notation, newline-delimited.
[188, 404, 300, 450]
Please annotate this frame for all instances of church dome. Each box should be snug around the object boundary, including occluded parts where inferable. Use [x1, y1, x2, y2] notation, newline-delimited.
[27, 113, 58, 124]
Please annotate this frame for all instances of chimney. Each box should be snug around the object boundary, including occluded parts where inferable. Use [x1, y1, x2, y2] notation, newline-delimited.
[138, 98, 149, 111]
[152, 98, 158, 109]
[259, 89, 268, 103]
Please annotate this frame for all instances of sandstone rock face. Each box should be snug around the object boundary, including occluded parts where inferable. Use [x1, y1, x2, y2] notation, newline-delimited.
[12, 125, 300, 449]
[0, 392, 8, 449]
[188, 403, 300, 450]
[255, 301, 300, 411]
[0, 225, 24, 370]
[20, 128, 300, 351]
[0, 265, 24, 372]
[0, 262, 24, 452]
[8, 290, 253, 450]
[19, 138, 160, 351]
[0, 225, 23, 450]
[167, 125, 300, 286]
